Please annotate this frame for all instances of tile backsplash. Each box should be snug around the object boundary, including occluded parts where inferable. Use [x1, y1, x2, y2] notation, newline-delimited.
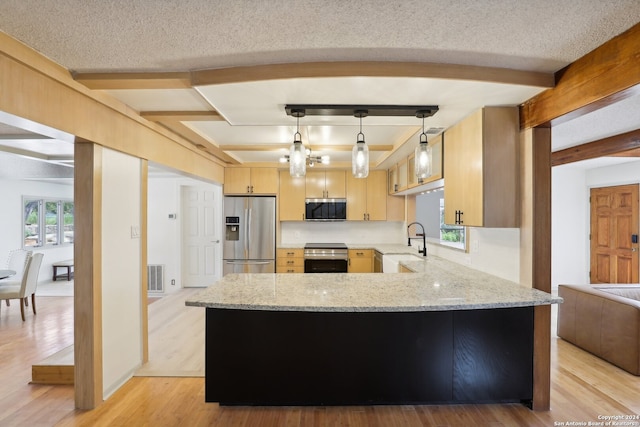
[280, 221, 406, 246]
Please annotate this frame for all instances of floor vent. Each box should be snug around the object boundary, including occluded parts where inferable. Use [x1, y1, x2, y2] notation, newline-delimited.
[147, 265, 165, 293]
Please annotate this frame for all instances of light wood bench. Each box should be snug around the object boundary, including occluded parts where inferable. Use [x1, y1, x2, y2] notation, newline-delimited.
[52, 259, 74, 281]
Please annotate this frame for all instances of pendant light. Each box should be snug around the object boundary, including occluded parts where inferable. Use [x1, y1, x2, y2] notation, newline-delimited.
[352, 110, 369, 178]
[289, 109, 306, 177]
[415, 110, 433, 179]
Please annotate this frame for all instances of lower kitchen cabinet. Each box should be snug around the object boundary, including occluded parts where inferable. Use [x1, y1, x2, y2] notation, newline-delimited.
[348, 249, 373, 273]
[276, 248, 304, 273]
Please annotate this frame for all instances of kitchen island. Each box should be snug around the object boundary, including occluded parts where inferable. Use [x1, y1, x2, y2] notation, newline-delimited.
[186, 255, 561, 407]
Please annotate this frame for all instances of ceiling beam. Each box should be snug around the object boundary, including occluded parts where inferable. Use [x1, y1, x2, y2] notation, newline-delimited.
[521, 22, 640, 129]
[551, 128, 640, 166]
[74, 62, 554, 90]
[0, 134, 51, 140]
[157, 121, 239, 164]
[141, 111, 224, 122]
[192, 61, 554, 88]
[74, 72, 192, 90]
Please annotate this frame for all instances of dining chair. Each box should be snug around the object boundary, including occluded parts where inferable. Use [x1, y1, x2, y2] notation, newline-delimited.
[6, 249, 32, 276]
[0, 253, 44, 321]
[3, 249, 32, 307]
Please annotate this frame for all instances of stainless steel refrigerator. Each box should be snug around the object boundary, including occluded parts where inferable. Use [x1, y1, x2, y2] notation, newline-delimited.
[223, 196, 276, 275]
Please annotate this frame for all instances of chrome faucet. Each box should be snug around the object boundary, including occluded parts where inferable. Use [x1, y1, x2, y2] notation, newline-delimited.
[407, 222, 427, 256]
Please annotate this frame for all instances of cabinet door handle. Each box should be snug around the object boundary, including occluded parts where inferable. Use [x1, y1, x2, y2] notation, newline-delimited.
[363, 213, 366, 220]
[246, 185, 250, 193]
[455, 210, 464, 225]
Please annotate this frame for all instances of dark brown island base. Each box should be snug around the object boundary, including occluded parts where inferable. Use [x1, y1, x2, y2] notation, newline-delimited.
[205, 306, 533, 406]
[186, 256, 561, 408]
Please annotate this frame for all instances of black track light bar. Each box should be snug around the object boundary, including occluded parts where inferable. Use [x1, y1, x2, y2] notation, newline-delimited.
[285, 104, 438, 118]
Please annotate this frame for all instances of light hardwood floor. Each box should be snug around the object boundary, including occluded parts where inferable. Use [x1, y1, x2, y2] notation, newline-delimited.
[1, 289, 639, 426]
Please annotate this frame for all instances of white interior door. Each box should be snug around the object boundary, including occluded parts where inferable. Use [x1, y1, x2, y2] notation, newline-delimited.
[181, 185, 222, 287]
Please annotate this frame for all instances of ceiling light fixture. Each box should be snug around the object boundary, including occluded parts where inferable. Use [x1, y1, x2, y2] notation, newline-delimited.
[415, 110, 433, 180]
[280, 148, 330, 168]
[289, 109, 306, 177]
[352, 110, 369, 178]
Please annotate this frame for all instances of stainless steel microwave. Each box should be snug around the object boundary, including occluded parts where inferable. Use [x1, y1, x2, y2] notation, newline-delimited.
[305, 198, 347, 221]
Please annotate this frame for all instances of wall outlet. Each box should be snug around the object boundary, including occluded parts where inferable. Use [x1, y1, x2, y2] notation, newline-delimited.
[171, 279, 175, 286]
[471, 240, 479, 253]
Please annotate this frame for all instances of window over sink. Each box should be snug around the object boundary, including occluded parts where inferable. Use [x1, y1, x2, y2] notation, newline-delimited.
[416, 188, 466, 251]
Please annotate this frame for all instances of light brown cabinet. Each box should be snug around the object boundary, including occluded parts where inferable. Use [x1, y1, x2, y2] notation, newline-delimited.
[408, 133, 444, 189]
[276, 248, 304, 273]
[279, 171, 306, 221]
[388, 165, 398, 194]
[224, 167, 279, 195]
[443, 107, 518, 227]
[399, 265, 413, 273]
[346, 170, 388, 221]
[348, 249, 373, 273]
[397, 159, 408, 192]
[389, 133, 444, 193]
[305, 170, 346, 198]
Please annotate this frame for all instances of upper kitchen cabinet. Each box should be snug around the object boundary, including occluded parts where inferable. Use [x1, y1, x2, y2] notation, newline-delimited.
[390, 134, 444, 193]
[305, 170, 346, 199]
[279, 171, 306, 221]
[388, 165, 398, 194]
[443, 107, 518, 228]
[410, 134, 443, 189]
[396, 159, 408, 192]
[346, 170, 388, 221]
[224, 167, 279, 195]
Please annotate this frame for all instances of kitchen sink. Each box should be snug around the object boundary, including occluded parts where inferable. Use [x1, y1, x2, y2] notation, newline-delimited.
[382, 253, 424, 273]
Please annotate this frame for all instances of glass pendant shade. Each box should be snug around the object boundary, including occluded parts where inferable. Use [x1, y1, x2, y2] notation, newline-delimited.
[289, 139, 306, 177]
[415, 141, 432, 179]
[352, 140, 369, 178]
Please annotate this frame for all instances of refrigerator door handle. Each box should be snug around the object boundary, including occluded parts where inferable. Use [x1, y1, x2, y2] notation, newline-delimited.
[243, 207, 249, 257]
[247, 207, 252, 254]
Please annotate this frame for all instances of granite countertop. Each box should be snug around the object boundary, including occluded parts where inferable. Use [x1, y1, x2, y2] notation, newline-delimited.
[186, 255, 562, 312]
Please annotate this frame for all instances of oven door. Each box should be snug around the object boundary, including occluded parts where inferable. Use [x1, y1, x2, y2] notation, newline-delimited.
[304, 258, 348, 273]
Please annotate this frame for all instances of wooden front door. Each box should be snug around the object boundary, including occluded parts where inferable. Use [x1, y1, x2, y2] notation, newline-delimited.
[590, 184, 639, 283]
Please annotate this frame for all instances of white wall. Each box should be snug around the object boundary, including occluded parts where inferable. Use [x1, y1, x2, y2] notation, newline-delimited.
[280, 221, 406, 246]
[552, 166, 589, 288]
[101, 148, 142, 399]
[0, 178, 74, 279]
[551, 159, 640, 289]
[147, 175, 222, 293]
[425, 228, 521, 282]
[414, 191, 521, 282]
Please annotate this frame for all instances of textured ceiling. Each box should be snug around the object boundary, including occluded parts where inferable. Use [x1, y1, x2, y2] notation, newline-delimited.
[0, 1, 639, 174]
[1, 0, 639, 73]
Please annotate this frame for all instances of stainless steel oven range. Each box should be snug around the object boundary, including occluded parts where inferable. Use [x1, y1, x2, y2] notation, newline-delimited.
[303, 243, 348, 273]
